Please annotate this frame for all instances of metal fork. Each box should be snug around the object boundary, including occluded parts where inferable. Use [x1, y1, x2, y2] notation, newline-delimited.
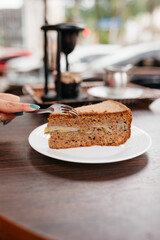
[34, 103, 78, 118]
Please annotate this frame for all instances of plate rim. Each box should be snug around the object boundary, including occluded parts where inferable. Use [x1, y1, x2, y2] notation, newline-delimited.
[87, 86, 144, 99]
[28, 124, 152, 164]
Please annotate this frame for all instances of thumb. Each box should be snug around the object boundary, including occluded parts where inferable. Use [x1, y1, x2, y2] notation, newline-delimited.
[0, 112, 23, 125]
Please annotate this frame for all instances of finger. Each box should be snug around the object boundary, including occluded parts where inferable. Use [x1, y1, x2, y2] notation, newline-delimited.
[0, 93, 20, 102]
[0, 100, 40, 113]
[0, 112, 16, 123]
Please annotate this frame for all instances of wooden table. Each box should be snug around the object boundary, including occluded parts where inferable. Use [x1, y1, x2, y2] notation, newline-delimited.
[0, 96, 160, 240]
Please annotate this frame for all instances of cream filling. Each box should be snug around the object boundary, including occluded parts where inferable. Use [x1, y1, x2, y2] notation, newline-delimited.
[45, 123, 128, 134]
[45, 126, 78, 133]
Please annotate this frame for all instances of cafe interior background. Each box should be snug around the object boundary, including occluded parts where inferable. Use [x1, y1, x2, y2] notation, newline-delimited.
[0, 0, 160, 100]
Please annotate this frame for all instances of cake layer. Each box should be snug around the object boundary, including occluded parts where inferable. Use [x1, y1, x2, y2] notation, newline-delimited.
[45, 100, 132, 149]
[48, 122, 131, 149]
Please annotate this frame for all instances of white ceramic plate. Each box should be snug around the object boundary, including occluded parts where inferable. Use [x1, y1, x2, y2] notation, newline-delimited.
[87, 86, 144, 99]
[28, 124, 152, 164]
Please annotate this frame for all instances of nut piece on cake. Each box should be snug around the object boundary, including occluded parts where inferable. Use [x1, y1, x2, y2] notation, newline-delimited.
[45, 100, 132, 149]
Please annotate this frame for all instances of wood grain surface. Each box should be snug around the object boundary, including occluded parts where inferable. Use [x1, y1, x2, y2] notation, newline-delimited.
[0, 96, 160, 240]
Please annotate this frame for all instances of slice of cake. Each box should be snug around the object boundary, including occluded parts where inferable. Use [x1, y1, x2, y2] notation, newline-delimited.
[45, 100, 132, 149]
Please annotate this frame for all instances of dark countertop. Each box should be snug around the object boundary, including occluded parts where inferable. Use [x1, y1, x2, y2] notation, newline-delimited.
[0, 95, 160, 240]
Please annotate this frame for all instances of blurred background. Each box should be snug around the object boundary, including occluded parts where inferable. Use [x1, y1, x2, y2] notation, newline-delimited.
[1, 0, 160, 95]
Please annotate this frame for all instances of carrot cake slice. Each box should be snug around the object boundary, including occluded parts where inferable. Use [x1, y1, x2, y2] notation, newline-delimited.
[45, 100, 132, 149]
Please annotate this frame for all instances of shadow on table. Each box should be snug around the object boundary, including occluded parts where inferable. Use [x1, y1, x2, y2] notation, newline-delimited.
[29, 149, 148, 181]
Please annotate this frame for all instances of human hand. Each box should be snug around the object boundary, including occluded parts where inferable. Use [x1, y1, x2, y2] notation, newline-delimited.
[0, 93, 40, 125]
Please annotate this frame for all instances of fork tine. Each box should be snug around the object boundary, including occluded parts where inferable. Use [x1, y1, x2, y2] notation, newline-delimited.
[61, 105, 77, 112]
[61, 106, 77, 114]
[63, 109, 78, 115]
[60, 104, 78, 113]
[60, 104, 73, 109]
[62, 109, 78, 118]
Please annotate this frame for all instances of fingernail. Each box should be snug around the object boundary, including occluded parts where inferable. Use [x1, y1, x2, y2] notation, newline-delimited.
[30, 104, 40, 110]
[3, 121, 11, 125]
[14, 112, 24, 116]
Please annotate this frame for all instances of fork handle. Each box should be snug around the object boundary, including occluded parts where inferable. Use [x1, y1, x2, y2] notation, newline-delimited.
[34, 109, 51, 114]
